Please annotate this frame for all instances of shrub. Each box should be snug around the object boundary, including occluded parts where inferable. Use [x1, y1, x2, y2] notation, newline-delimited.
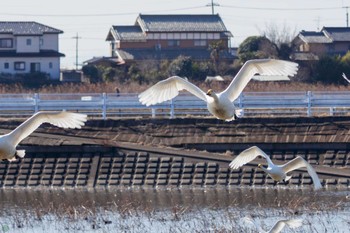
[313, 56, 344, 84]
[21, 72, 50, 88]
[82, 65, 101, 83]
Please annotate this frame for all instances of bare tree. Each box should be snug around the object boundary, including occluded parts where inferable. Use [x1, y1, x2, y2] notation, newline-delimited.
[258, 22, 298, 48]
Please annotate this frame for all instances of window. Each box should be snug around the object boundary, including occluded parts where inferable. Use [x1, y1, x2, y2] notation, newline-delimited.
[49, 62, 53, 69]
[194, 40, 207, 47]
[30, 63, 40, 72]
[14, 62, 25, 70]
[168, 40, 180, 47]
[154, 33, 160, 39]
[200, 33, 207, 39]
[167, 33, 174, 39]
[26, 39, 32, 46]
[174, 33, 181, 39]
[40, 38, 44, 46]
[4, 63, 9, 69]
[0, 38, 13, 48]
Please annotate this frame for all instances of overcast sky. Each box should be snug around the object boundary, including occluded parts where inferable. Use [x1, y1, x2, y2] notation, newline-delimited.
[1, 0, 350, 69]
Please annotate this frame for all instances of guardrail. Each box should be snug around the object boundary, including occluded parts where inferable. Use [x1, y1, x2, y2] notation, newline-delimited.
[0, 91, 350, 119]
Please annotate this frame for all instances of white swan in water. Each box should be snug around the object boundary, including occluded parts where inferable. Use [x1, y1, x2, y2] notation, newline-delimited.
[0, 111, 87, 161]
[229, 146, 322, 190]
[138, 59, 298, 121]
[243, 216, 303, 233]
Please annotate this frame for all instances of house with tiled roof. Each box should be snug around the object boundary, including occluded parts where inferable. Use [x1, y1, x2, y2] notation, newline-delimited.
[105, 14, 235, 64]
[0, 21, 64, 79]
[291, 27, 350, 60]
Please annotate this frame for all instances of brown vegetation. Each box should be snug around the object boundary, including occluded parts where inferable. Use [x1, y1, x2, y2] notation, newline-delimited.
[0, 79, 347, 94]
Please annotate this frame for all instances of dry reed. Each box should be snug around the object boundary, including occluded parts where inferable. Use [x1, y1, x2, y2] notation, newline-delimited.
[0, 79, 348, 94]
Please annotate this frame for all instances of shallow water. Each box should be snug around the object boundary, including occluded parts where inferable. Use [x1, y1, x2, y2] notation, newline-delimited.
[0, 187, 349, 233]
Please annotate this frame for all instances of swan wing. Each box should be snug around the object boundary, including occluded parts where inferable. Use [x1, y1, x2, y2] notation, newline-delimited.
[229, 146, 272, 169]
[269, 219, 303, 233]
[138, 76, 207, 106]
[342, 73, 350, 83]
[268, 220, 287, 233]
[222, 59, 298, 102]
[282, 156, 322, 190]
[6, 111, 87, 147]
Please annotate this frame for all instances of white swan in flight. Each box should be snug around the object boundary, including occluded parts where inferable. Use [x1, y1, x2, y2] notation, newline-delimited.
[243, 216, 303, 233]
[0, 111, 87, 161]
[229, 146, 322, 190]
[138, 59, 298, 121]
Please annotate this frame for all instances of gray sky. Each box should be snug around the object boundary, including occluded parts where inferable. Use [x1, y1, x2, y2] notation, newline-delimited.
[1, 0, 350, 68]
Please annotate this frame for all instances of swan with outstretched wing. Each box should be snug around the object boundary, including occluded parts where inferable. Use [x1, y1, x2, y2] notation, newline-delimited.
[0, 111, 87, 161]
[139, 59, 298, 121]
[229, 146, 322, 190]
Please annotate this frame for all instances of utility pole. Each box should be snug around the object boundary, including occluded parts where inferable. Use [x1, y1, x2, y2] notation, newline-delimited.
[343, 6, 349, 27]
[72, 33, 81, 70]
[206, 0, 220, 14]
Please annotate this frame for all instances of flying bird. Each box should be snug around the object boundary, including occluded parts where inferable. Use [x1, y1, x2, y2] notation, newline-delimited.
[0, 111, 87, 161]
[229, 146, 322, 190]
[242, 216, 303, 233]
[138, 59, 298, 121]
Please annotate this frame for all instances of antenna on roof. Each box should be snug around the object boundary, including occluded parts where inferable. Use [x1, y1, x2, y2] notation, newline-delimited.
[206, 0, 220, 14]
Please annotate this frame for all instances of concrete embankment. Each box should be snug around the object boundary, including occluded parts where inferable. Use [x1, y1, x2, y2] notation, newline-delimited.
[0, 116, 349, 188]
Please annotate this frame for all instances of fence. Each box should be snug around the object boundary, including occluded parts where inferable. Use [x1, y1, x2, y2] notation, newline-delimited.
[0, 91, 350, 119]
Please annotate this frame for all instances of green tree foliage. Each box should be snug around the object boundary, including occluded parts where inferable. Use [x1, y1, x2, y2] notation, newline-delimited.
[191, 61, 216, 81]
[314, 56, 344, 84]
[101, 67, 116, 82]
[278, 43, 292, 60]
[21, 72, 50, 88]
[128, 64, 145, 85]
[208, 40, 226, 70]
[167, 56, 193, 78]
[82, 65, 101, 83]
[238, 36, 279, 63]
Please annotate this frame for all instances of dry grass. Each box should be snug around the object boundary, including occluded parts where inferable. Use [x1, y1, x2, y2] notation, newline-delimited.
[0, 79, 348, 94]
[0, 188, 348, 232]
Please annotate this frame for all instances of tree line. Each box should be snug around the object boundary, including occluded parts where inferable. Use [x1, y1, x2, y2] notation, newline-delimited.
[82, 36, 350, 86]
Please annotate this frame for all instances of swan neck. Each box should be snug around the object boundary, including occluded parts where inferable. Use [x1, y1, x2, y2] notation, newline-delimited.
[260, 166, 269, 173]
[211, 92, 219, 102]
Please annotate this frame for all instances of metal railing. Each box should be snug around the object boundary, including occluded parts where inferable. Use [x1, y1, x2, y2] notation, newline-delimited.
[0, 91, 350, 119]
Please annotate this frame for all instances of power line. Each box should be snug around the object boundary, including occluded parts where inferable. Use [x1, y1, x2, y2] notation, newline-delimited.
[220, 5, 342, 11]
[0, 5, 206, 17]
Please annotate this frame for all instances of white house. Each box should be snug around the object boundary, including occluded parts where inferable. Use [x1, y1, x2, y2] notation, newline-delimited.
[0, 21, 64, 80]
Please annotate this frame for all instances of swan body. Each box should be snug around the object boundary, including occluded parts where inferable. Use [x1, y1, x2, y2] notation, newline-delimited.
[0, 111, 87, 161]
[139, 59, 298, 121]
[229, 146, 322, 190]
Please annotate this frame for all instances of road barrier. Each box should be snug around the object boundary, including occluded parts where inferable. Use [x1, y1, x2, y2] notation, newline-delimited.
[0, 91, 350, 119]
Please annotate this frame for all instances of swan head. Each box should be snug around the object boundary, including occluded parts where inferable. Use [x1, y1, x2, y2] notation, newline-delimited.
[206, 89, 213, 96]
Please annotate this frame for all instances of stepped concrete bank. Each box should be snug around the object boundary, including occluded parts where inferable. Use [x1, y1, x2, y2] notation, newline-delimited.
[0, 116, 349, 188]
